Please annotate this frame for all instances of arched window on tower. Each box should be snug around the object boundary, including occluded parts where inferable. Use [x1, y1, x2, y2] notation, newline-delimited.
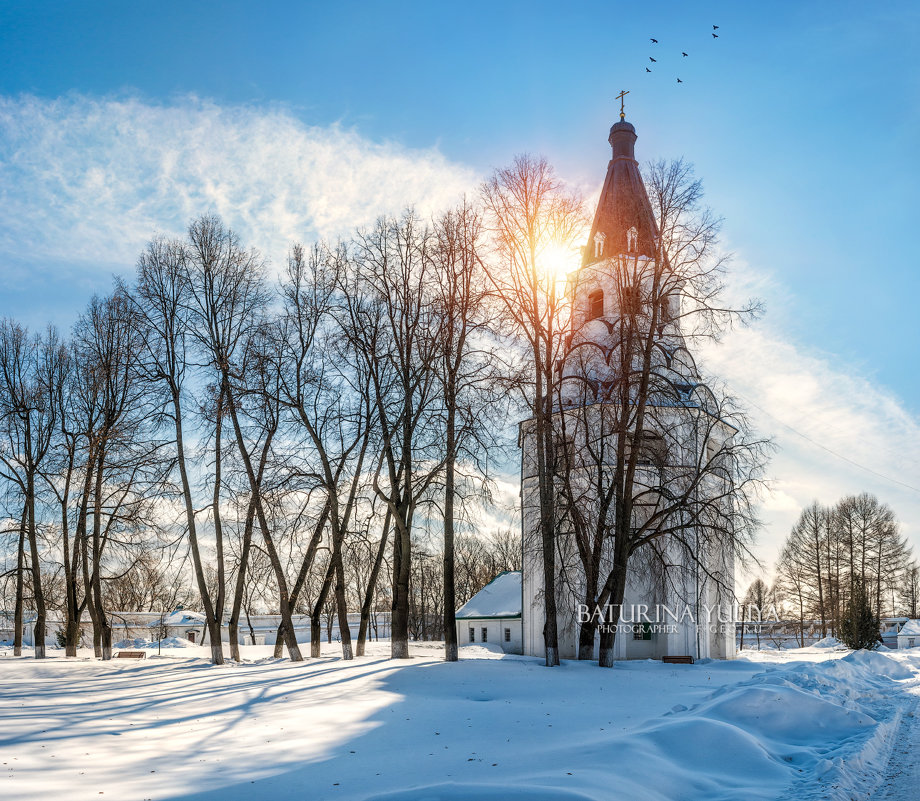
[593, 232, 607, 258]
[588, 289, 604, 320]
[626, 226, 638, 253]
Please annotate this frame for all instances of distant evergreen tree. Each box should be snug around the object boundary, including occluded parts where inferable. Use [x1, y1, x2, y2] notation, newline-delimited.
[839, 576, 881, 650]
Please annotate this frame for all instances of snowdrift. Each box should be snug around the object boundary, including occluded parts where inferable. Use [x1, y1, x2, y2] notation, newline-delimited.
[810, 636, 846, 650]
[366, 650, 916, 801]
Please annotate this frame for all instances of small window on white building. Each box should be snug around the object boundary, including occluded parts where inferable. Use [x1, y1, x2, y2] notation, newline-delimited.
[910, 637, 915, 648]
[481, 627, 488, 643]
[504, 628, 511, 642]
[593, 231, 606, 258]
[469, 627, 475, 642]
[634, 430, 666, 469]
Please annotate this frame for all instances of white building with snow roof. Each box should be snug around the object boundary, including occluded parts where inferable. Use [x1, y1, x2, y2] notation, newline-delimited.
[456, 571, 523, 654]
[896, 619, 920, 649]
[148, 610, 208, 644]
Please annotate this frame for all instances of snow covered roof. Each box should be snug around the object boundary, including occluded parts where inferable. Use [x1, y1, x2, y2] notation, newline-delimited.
[148, 610, 207, 628]
[456, 571, 522, 619]
[897, 619, 920, 637]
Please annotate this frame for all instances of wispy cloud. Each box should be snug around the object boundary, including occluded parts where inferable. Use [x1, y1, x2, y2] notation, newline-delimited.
[700, 262, 920, 580]
[0, 94, 478, 275]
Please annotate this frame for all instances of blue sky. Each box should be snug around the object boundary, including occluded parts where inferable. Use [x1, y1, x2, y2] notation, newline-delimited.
[1, 0, 918, 572]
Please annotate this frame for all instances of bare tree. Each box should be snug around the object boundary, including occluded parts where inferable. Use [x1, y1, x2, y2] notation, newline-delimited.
[0, 321, 62, 658]
[774, 492, 910, 639]
[338, 212, 445, 659]
[833, 493, 904, 620]
[430, 200, 504, 661]
[278, 243, 382, 660]
[72, 291, 156, 659]
[789, 503, 830, 636]
[225, 402, 280, 660]
[899, 562, 920, 619]
[480, 155, 585, 667]
[134, 236, 230, 664]
[184, 214, 302, 661]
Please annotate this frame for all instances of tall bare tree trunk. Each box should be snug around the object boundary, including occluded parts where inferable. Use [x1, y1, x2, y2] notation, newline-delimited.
[25, 470, 46, 658]
[311, 560, 336, 658]
[270, 500, 329, 658]
[333, 536, 353, 660]
[597, 558, 628, 668]
[65, 446, 95, 656]
[536, 365, 560, 666]
[174, 396, 224, 665]
[81, 507, 102, 658]
[443, 403, 459, 662]
[60, 462, 79, 657]
[228, 497, 256, 662]
[391, 510, 413, 659]
[357, 510, 391, 657]
[811, 510, 826, 638]
[208, 388, 227, 660]
[224, 387, 302, 661]
[91, 448, 112, 660]
[13, 502, 26, 656]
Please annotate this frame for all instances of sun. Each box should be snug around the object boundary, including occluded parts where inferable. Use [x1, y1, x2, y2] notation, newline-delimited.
[539, 241, 579, 280]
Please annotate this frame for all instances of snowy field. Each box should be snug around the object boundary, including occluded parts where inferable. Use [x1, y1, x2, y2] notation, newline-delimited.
[2, 641, 920, 801]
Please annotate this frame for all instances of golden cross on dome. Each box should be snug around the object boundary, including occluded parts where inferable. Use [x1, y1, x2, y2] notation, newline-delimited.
[616, 89, 629, 120]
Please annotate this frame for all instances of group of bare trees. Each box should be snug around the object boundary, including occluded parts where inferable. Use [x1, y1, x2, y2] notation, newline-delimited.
[3, 149, 768, 670]
[0, 299, 173, 659]
[1, 195, 517, 664]
[771, 493, 913, 645]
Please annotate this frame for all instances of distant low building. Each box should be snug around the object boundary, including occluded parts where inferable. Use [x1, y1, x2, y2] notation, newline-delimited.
[5, 609, 391, 648]
[148, 610, 208, 643]
[456, 571, 522, 654]
[880, 617, 908, 649]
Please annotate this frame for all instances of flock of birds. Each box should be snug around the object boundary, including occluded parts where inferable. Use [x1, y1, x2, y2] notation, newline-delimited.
[646, 25, 720, 84]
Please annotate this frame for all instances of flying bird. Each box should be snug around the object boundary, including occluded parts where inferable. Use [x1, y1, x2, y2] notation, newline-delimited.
[650, 38, 658, 43]
[649, 56, 656, 62]
[682, 52, 688, 57]
[712, 33, 718, 38]
[713, 25, 719, 30]
[677, 78, 683, 83]
[646, 67, 652, 72]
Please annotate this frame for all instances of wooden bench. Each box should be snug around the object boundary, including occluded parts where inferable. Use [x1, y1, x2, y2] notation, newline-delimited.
[115, 651, 147, 659]
[662, 655, 694, 665]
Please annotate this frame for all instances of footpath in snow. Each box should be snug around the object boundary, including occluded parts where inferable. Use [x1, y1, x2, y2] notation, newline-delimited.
[1, 640, 919, 801]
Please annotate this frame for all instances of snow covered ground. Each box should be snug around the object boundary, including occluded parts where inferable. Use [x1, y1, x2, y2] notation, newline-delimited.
[1, 640, 919, 801]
